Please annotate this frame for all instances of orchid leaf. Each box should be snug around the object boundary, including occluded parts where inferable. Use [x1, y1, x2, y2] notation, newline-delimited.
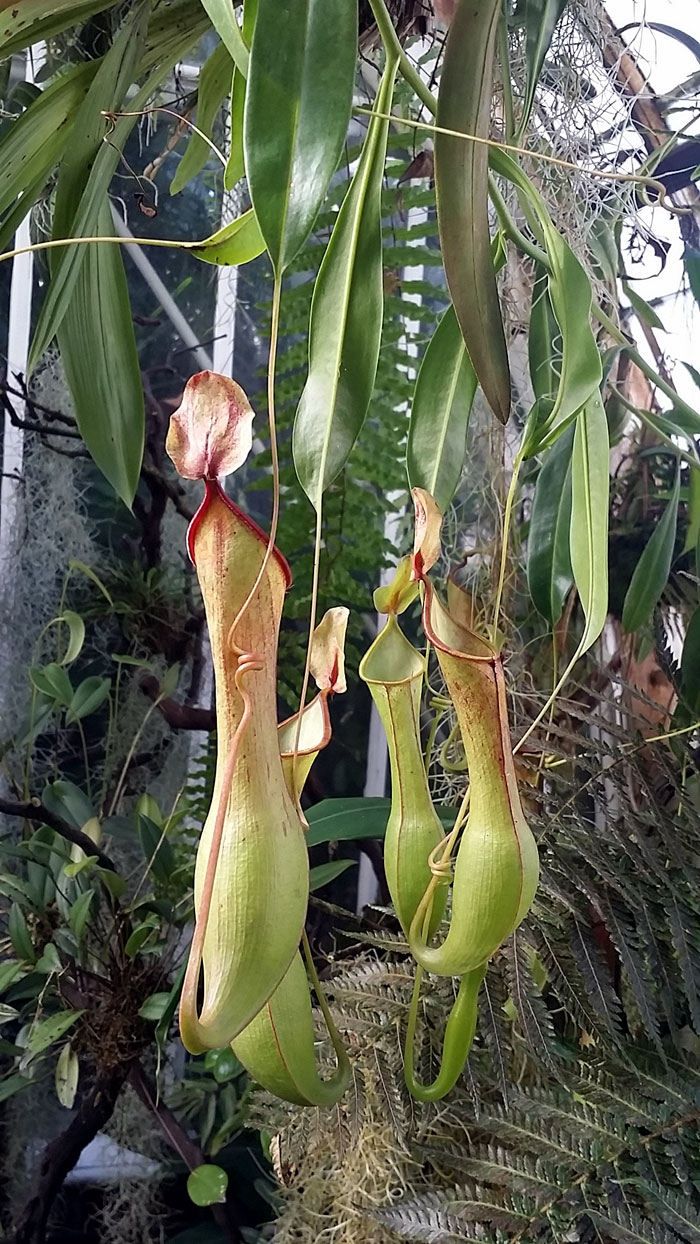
[170, 40, 232, 195]
[226, 0, 257, 190]
[199, 0, 249, 75]
[407, 304, 477, 512]
[622, 467, 680, 633]
[491, 150, 602, 454]
[292, 57, 397, 510]
[515, 0, 569, 135]
[527, 425, 574, 624]
[244, 0, 357, 275]
[309, 860, 357, 891]
[0, 0, 118, 57]
[435, 0, 510, 423]
[569, 393, 609, 656]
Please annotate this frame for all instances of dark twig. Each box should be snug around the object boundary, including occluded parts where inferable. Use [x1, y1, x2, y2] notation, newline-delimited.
[129, 1062, 241, 1242]
[0, 797, 117, 871]
[140, 673, 215, 731]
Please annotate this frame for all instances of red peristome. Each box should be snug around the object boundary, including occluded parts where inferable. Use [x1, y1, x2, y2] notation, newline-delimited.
[186, 480, 292, 588]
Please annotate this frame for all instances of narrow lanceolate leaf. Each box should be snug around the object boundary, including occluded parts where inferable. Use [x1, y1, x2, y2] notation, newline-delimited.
[170, 40, 232, 195]
[225, 0, 257, 190]
[57, 198, 145, 506]
[528, 265, 559, 402]
[622, 468, 680, 633]
[491, 151, 602, 453]
[680, 605, 700, 715]
[527, 425, 574, 624]
[29, 2, 149, 372]
[569, 394, 609, 656]
[244, 0, 358, 274]
[199, 0, 249, 76]
[292, 58, 397, 511]
[0, 60, 96, 242]
[435, 0, 510, 423]
[0, 0, 118, 57]
[516, 0, 569, 136]
[406, 305, 477, 512]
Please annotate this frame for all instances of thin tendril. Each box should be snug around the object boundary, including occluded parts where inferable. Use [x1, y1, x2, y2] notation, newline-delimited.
[352, 107, 695, 216]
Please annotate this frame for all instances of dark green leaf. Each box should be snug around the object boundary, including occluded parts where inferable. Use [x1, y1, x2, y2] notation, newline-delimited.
[622, 468, 680, 632]
[516, 0, 568, 135]
[170, 41, 232, 195]
[435, 0, 510, 422]
[66, 676, 111, 724]
[0, 60, 95, 232]
[492, 150, 602, 453]
[244, 0, 357, 274]
[57, 200, 145, 506]
[138, 815, 176, 886]
[622, 281, 665, 332]
[138, 992, 173, 1021]
[68, 889, 94, 942]
[528, 265, 559, 401]
[124, 921, 158, 958]
[225, 0, 257, 190]
[309, 859, 357, 891]
[42, 780, 95, 830]
[0, 1, 119, 57]
[199, 0, 249, 75]
[8, 905, 35, 963]
[527, 425, 574, 623]
[570, 393, 609, 656]
[292, 57, 397, 509]
[204, 1047, 242, 1083]
[680, 605, 700, 715]
[406, 304, 477, 511]
[305, 797, 455, 847]
[29, 663, 73, 706]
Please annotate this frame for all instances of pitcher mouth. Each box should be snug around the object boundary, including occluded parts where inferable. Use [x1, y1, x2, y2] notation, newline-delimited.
[187, 478, 292, 587]
[421, 578, 496, 664]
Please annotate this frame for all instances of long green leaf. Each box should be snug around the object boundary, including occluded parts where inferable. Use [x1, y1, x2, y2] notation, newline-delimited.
[528, 264, 559, 401]
[527, 425, 574, 624]
[292, 57, 397, 511]
[569, 393, 609, 656]
[0, 60, 96, 228]
[305, 797, 455, 848]
[29, 10, 204, 374]
[622, 468, 680, 633]
[516, 0, 568, 136]
[244, 0, 357, 275]
[406, 304, 477, 512]
[54, 3, 150, 240]
[680, 605, 700, 716]
[435, 0, 510, 423]
[0, 0, 118, 57]
[199, 0, 249, 76]
[225, 0, 257, 190]
[57, 198, 145, 505]
[170, 40, 231, 195]
[491, 150, 602, 453]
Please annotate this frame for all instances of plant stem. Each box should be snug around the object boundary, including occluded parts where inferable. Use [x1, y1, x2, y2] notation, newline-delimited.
[491, 448, 524, 644]
[366, 0, 438, 115]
